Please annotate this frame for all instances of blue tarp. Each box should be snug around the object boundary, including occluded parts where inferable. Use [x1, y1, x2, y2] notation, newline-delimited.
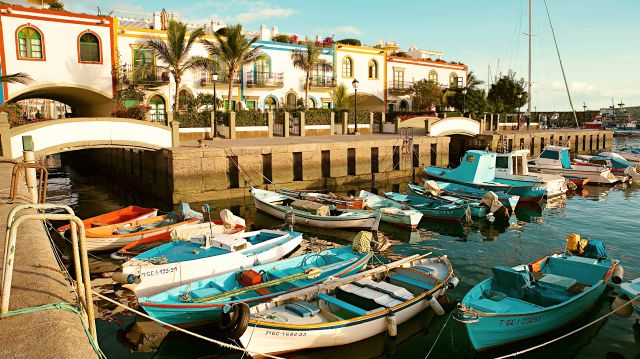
[560, 149, 572, 169]
[583, 240, 608, 260]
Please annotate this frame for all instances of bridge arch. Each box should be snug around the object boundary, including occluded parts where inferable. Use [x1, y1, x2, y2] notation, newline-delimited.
[427, 117, 480, 137]
[7, 117, 172, 159]
[8, 83, 114, 117]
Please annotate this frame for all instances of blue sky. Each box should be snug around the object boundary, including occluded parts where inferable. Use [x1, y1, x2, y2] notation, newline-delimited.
[18, 0, 640, 111]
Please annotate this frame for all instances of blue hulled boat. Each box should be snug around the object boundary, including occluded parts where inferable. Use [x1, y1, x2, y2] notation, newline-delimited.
[385, 191, 479, 221]
[417, 180, 520, 211]
[454, 240, 617, 351]
[139, 246, 373, 328]
[423, 150, 546, 202]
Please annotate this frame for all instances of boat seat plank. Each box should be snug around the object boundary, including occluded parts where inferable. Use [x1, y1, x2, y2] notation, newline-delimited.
[317, 293, 367, 316]
[389, 274, 434, 291]
[567, 282, 590, 294]
[339, 284, 403, 308]
[470, 298, 511, 313]
[354, 279, 414, 301]
[285, 301, 321, 317]
[537, 273, 577, 291]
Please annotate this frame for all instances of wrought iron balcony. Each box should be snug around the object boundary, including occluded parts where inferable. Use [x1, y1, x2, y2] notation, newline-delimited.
[387, 81, 414, 95]
[309, 75, 336, 88]
[199, 73, 241, 86]
[246, 71, 284, 88]
[121, 64, 169, 85]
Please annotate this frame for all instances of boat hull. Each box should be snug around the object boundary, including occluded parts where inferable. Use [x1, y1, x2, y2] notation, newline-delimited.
[122, 231, 303, 297]
[528, 166, 619, 185]
[57, 205, 157, 235]
[465, 281, 607, 350]
[422, 180, 520, 211]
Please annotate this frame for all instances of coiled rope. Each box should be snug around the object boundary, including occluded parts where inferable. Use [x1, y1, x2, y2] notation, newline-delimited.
[92, 291, 285, 359]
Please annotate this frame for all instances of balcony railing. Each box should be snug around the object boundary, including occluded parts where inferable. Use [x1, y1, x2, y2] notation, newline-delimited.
[199, 73, 241, 86]
[309, 75, 336, 88]
[246, 71, 284, 88]
[388, 81, 415, 94]
[122, 64, 169, 84]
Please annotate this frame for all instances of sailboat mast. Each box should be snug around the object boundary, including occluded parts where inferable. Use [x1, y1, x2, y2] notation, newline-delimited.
[527, 0, 532, 117]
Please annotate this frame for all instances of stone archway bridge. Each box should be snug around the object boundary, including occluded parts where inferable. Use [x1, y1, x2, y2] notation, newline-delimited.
[0, 115, 180, 160]
[397, 115, 491, 137]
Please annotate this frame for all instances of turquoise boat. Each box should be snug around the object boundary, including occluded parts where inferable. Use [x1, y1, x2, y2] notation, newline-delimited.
[454, 251, 616, 351]
[423, 150, 546, 202]
[403, 184, 489, 218]
[138, 246, 373, 328]
[619, 278, 640, 313]
[384, 191, 471, 221]
[419, 180, 520, 211]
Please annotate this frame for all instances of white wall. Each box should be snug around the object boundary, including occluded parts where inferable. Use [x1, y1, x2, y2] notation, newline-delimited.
[335, 45, 386, 107]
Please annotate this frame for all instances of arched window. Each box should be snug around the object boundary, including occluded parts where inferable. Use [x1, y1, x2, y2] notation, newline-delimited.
[149, 95, 166, 122]
[342, 57, 353, 78]
[449, 72, 459, 88]
[308, 97, 317, 109]
[264, 95, 278, 110]
[399, 100, 409, 111]
[429, 70, 438, 83]
[17, 26, 43, 59]
[368, 59, 378, 79]
[78, 31, 101, 63]
[286, 93, 297, 108]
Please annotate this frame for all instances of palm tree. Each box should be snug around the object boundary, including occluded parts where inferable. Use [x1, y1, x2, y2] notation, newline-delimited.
[204, 24, 263, 111]
[291, 40, 332, 109]
[330, 83, 349, 111]
[466, 71, 484, 90]
[0, 72, 32, 84]
[138, 20, 207, 113]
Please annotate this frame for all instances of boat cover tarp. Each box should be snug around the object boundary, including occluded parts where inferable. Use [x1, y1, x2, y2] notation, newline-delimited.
[114, 203, 203, 234]
[583, 240, 608, 260]
[290, 199, 330, 216]
[491, 266, 531, 298]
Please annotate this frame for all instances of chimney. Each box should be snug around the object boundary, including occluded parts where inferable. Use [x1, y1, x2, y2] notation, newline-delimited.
[259, 24, 269, 40]
[316, 34, 321, 42]
[152, 12, 161, 30]
[271, 26, 278, 38]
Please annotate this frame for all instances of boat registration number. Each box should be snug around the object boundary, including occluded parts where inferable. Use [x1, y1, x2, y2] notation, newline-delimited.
[499, 315, 542, 327]
[140, 266, 178, 277]
[264, 330, 307, 337]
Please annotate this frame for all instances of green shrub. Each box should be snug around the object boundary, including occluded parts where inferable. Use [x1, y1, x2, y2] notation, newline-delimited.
[112, 104, 151, 121]
[271, 34, 291, 43]
[235, 110, 266, 126]
[337, 38, 361, 46]
[174, 110, 227, 128]
[344, 110, 370, 124]
[304, 109, 332, 125]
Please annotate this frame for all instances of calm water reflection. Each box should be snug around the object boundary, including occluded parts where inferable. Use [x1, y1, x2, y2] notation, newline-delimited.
[46, 139, 640, 359]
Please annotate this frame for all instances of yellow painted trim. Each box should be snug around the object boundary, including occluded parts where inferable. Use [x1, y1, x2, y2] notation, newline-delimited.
[336, 47, 386, 57]
[336, 43, 387, 53]
[341, 56, 354, 79]
[392, 66, 405, 72]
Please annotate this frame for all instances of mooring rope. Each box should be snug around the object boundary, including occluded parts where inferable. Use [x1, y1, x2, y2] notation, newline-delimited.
[424, 312, 453, 359]
[92, 291, 285, 359]
[225, 147, 282, 189]
[495, 293, 640, 358]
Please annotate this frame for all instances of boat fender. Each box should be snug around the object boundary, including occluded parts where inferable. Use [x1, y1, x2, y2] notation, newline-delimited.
[305, 267, 322, 279]
[437, 295, 450, 307]
[447, 276, 460, 289]
[111, 272, 140, 285]
[387, 312, 397, 337]
[612, 265, 624, 285]
[220, 302, 250, 339]
[426, 294, 445, 315]
[611, 294, 633, 318]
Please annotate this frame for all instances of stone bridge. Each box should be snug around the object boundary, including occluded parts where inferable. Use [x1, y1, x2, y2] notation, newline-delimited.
[398, 116, 485, 137]
[0, 115, 178, 160]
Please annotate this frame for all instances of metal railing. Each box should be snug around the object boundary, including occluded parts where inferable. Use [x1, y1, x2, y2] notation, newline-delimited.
[199, 73, 240, 86]
[246, 71, 284, 87]
[387, 81, 414, 93]
[121, 64, 169, 84]
[10, 162, 48, 204]
[309, 75, 336, 87]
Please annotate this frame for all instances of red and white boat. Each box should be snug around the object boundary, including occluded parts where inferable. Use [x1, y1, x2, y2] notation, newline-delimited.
[528, 146, 620, 185]
[57, 205, 157, 235]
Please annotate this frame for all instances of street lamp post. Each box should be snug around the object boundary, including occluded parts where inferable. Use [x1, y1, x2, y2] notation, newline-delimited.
[462, 88, 467, 116]
[517, 93, 523, 130]
[212, 73, 219, 137]
[352, 79, 359, 134]
[582, 102, 587, 125]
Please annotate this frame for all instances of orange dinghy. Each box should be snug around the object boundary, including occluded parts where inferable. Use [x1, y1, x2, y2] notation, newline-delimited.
[84, 214, 201, 252]
[57, 205, 158, 235]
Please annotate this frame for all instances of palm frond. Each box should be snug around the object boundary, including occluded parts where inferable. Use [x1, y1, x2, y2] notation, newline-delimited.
[0, 72, 32, 85]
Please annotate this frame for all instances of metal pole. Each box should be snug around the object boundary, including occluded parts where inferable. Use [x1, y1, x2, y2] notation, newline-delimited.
[354, 88, 358, 134]
[213, 81, 217, 138]
[527, 0, 532, 118]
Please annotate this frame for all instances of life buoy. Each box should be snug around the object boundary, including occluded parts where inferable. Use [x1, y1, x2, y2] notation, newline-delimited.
[218, 302, 250, 339]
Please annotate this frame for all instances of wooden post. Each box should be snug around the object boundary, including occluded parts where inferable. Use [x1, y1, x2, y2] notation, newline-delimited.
[394, 117, 400, 134]
[341, 111, 348, 135]
[170, 120, 180, 148]
[0, 112, 11, 159]
[283, 111, 290, 138]
[424, 119, 430, 136]
[368, 112, 374, 135]
[267, 111, 274, 138]
[380, 112, 386, 133]
[229, 111, 237, 139]
[300, 111, 306, 137]
[329, 112, 335, 136]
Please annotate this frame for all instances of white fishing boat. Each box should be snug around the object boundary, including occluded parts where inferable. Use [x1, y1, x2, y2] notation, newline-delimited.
[528, 146, 620, 184]
[599, 149, 640, 165]
[239, 254, 457, 357]
[495, 150, 568, 197]
[358, 190, 423, 229]
[251, 188, 380, 230]
[117, 229, 303, 297]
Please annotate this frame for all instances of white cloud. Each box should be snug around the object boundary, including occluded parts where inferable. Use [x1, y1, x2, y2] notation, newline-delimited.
[334, 26, 362, 35]
[229, 6, 296, 24]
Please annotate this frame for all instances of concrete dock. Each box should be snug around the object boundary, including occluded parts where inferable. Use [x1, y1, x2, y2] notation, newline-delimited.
[0, 163, 97, 358]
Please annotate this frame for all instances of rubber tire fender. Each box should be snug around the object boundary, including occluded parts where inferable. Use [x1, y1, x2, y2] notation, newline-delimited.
[226, 302, 250, 340]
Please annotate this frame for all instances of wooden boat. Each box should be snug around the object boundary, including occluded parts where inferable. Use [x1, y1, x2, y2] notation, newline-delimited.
[279, 189, 365, 209]
[619, 278, 640, 313]
[419, 179, 520, 211]
[563, 175, 590, 187]
[599, 148, 640, 165]
[138, 245, 373, 328]
[423, 150, 546, 202]
[358, 190, 423, 229]
[528, 146, 620, 185]
[454, 238, 617, 351]
[112, 210, 246, 259]
[384, 191, 470, 221]
[57, 205, 158, 235]
[495, 150, 568, 198]
[238, 254, 457, 356]
[117, 229, 303, 297]
[84, 214, 201, 252]
[251, 188, 380, 230]
[574, 154, 639, 182]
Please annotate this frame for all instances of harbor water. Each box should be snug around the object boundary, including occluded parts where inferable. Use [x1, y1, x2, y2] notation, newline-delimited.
[45, 138, 640, 359]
